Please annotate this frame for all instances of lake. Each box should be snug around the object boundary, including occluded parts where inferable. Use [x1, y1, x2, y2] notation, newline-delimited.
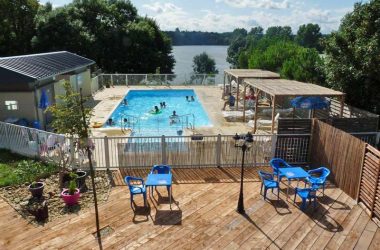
[172, 46, 229, 78]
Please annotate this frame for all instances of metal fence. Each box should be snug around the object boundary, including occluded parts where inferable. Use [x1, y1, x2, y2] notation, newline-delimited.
[94, 73, 223, 87]
[2, 122, 377, 170]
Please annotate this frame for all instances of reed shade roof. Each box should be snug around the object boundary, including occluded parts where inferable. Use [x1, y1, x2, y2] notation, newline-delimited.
[243, 78, 344, 97]
[224, 69, 280, 79]
[243, 78, 345, 133]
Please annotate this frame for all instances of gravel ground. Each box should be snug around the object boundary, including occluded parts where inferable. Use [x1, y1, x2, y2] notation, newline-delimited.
[0, 171, 112, 226]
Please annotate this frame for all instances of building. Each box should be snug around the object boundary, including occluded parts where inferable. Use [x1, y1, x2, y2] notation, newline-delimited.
[0, 51, 95, 128]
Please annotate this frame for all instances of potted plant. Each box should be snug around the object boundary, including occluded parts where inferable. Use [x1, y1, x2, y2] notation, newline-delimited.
[61, 173, 80, 206]
[75, 169, 87, 192]
[28, 182, 44, 198]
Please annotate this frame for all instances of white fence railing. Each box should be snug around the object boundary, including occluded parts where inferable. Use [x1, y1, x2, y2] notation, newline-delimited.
[1, 122, 378, 169]
[93, 73, 223, 87]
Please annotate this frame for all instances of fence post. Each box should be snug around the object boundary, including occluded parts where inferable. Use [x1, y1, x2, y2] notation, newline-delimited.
[165, 74, 168, 85]
[104, 136, 110, 170]
[111, 75, 114, 86]
[5, 123, 11, 150]
[125, 74, 128, 86]
[161, 135, 167, 165]
[69, 137, 75, 164]
[216, 134, 222, 167]
[271, 134, 278, 159]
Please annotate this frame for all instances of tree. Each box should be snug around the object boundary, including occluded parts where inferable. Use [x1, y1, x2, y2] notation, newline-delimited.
[192, 52, 218, 74]
[32, 0, 175, 73]
[47, 81, 102, 247]
[227, 35, 246, 67]
[266, 26, 293, 40]
[324, 0, 380, 114]
[295, 23, 322, 52]
[280, 48, 325, 83]
[0, 0, 39, 56]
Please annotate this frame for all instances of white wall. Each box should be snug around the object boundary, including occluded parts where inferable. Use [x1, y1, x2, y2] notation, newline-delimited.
[0, 92, 38, 122]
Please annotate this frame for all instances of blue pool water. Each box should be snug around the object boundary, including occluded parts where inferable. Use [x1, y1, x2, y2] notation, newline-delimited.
[105, 89, 212, 136]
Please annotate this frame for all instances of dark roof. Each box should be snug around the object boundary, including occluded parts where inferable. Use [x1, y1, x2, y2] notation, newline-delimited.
[0, 51, 95, 81]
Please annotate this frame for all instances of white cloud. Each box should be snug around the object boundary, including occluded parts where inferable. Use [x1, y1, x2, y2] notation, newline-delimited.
[142, 2, 351, 33]
[215, 0, 290, 9]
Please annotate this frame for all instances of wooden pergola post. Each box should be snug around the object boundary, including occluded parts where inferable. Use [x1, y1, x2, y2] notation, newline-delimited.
[339, 95, 345, 118]
[271, 95, 276, 133]
[253, 90, 261, 134]
[223, 71, 226, 98]
[243, 84, 247, 121]
[236, 77, 240, 111]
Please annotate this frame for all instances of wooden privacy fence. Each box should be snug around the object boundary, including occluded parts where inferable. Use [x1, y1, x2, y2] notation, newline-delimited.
[358, 144, 380, 224]
[310, 120, 366, 199]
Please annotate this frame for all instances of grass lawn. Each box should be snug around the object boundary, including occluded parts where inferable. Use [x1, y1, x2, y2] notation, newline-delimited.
[0, 150, 58, 187]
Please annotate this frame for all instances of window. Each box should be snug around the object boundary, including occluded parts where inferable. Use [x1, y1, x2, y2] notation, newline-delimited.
[5, 101, 18, 110]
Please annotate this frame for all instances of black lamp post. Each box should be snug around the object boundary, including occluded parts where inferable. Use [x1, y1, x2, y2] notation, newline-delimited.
[233, 132, 253, 214]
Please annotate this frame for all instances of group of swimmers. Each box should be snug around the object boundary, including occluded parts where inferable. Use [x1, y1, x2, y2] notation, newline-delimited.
[186, 96, 195, 102]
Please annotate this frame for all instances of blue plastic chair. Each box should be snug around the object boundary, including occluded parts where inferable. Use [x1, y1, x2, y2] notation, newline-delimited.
[124, 176, 147, 208]
[269, 158, 291, 182]
[258, 171, 280, 200]
[294, 187, 318, 210]
[149, 165, 172, 194]
[150, 165, 172, 174]
[305, 167, 330, 196]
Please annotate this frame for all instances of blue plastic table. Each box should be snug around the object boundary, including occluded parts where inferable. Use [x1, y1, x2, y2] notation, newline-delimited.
[279, 167, 310, 198]
[146, 173, 172, 208]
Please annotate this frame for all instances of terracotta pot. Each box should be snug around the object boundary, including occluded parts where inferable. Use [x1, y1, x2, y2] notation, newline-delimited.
[28, 182, 44, 198]
[61, 188, 80, 206]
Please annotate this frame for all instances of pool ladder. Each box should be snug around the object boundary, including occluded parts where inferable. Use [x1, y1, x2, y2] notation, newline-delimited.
[120, 114, 141, 134]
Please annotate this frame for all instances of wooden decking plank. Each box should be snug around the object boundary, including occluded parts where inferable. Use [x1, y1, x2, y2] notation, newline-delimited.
[110, 182, 240, 249]
[324, 205, 363, 250]
[308, 192, 357, 250]
[294, 189, 348, 250]
[60, 182, 211, 249]
[99, 182, 232, 249]
[354, 219, 378, 250]
[139, 183, 245, 249]
[368, 228, 380, 250]
[338, 212, 371, 249]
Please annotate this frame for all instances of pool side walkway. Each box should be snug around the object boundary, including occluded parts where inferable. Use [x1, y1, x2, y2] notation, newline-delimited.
[0, 167, 379, 249]
[89, 86, 257, 137]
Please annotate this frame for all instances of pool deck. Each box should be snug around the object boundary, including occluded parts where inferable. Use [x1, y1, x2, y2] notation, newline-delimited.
[1, 167, 379, 249]
[89, 85, 258, 137]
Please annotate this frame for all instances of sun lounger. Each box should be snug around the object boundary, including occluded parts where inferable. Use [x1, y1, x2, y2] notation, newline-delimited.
[247, 113, 280, 129]
[222, 110, 255, 121]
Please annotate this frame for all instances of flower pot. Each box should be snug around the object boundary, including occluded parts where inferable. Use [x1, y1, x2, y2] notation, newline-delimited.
[28, 182, 44, 198]
[76, 170, 87, 192]
[61, 188, 80, 206]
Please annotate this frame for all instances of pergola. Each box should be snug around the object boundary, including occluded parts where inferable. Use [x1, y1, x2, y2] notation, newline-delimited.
[243, 78, 346, 133]
[223, 69, 280, 111]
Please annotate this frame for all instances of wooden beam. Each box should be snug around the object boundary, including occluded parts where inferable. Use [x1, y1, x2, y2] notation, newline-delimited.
[253, 90, 261, 134]
[339, 95, 345, 118]
[223, 72, 226, 99]
[243, 84, 247, 121]
[236, 77, 240, 111]
[271, 95, 276, 133]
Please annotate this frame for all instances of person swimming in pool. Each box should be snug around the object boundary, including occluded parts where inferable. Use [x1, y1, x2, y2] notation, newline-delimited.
[169, 111, 179, 125]
[154, 106, 159, 113]
[123, 99, 128, 105]
[191, 96, 195, 102]
[160, 102, 164, 109]
[162, 102, 166, 108]
[107, 118, 115, 126]
[186, 96, 189, 102]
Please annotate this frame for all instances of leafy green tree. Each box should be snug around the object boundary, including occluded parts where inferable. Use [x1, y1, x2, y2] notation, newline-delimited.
[248, 26, 264, 38]
[47, 81, 102, 244]
[295, 23, 323, 52]
[266, 26, 293, 40]
[280, 48, 325, 83]
[227, 35, 246, 67]
[192, 52, 218, 74]
[0, 0, 39, 56]
[32, 0, 175, 73]
[324, 0, 380, 113]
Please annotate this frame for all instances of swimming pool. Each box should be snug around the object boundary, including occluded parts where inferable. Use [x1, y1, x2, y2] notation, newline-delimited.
[104, 89, 212, 136]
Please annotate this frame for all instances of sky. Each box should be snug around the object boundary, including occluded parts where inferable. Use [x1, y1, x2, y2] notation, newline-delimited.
[40, 0, 367, 33]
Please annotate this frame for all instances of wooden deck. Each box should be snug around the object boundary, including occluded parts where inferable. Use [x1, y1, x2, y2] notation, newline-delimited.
[1, 167, 380, 250]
